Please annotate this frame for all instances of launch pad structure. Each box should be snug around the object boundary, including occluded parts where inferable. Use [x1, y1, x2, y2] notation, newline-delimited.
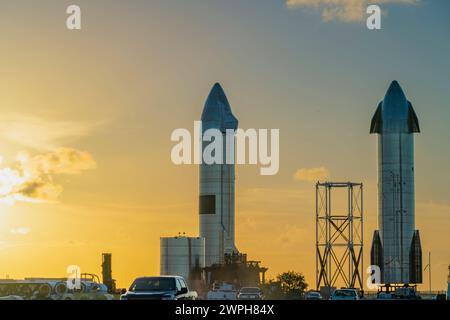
[203, 252, 268, 289]
[316, 182, 364, 293]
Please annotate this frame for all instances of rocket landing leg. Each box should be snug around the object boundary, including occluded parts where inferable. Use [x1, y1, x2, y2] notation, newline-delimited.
[409, 230, 423, 284]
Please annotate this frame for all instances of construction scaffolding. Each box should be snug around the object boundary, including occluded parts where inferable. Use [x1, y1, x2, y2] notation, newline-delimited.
[316, 182, 364, 292]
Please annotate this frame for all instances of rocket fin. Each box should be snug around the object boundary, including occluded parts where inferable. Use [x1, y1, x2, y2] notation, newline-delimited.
[370, 230, 383, 281]
[408, 102, 421, 133]
[370, 102, 383, 134]
[409, 230, 423, 283]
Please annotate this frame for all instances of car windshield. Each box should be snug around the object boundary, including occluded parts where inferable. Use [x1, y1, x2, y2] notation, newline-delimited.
[129, 278, 176, 292]
[334, 290, 356, 297]
[240, 288, 260, 294]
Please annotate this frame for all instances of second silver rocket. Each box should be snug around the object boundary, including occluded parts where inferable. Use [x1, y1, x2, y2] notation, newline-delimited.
[370, 80, 422, 285]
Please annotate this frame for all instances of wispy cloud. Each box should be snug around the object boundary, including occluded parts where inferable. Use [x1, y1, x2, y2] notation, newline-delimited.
[0, 114, 100, 205]
[294, 167, 329, 182]
[0, 114, 101, 151]
[0, 148, 96, 205]
[286, 0, 420, 22]
[10, 227, 31, 235]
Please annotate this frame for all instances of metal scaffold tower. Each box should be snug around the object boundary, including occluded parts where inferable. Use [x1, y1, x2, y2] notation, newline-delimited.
[316, 182, 364, 291]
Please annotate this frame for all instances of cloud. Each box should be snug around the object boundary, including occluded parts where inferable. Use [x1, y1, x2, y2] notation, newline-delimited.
[24, 147, 97, 175]
[10, 227, 31, 235]
[294, 167, 329, 182]
[286, 0, 420, 22]
[0, 114, 101, 151]
[0, 148, 96, 205]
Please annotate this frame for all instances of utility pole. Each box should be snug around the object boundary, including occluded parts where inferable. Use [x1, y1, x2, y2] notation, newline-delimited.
[424, 251, 431, 293]
[429, 252, 431, 293]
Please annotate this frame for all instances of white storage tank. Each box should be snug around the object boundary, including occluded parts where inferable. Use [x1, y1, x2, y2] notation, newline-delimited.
[160, 236, 205, 281]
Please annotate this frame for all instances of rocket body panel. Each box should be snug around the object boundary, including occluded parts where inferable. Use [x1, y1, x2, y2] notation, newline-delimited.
[371, 81, 422, 285]
[377, 132, 415, 283]
[199, 161, 236, 266]
[199, 83, 238, 267]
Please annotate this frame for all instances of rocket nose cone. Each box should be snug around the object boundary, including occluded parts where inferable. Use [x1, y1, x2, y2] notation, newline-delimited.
[372, 81, 419, 134]
[390, 80, 400, 88]
[202, 83, 228, 120]
[201, 83, 238, 130]
[209, 82, 227, 104]
[381, 80, 412, 132]
[202, 83, 227, 120]
[212, 82, 223, 92]
[384, 80, 407, 103]
[383, 80, 409, 115]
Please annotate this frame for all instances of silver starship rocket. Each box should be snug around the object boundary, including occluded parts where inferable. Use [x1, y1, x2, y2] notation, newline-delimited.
[370, 80, 423, 285]
[199, 83, 238, 267]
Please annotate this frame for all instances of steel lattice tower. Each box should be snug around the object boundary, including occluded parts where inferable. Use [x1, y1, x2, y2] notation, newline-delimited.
[316, 182, 364, 292]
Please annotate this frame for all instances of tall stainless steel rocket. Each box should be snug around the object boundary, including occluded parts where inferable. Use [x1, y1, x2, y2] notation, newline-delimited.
[199, 83, 238, 267]
[370, 80, 423, 285]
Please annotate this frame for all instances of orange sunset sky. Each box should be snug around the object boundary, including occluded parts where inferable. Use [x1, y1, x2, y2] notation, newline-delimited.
[0, 1, 449, 290]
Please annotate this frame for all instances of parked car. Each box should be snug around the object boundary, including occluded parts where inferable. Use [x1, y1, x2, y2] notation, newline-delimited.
[206, 289, 237, 300]
[330, 289, 359, 300]
[394, 287, 421, 300]
[377, 292, 394, 300]
[207, 283, 237, 300]
[120, 276, 196, 300]
[237, 287, 263, 300]
[305, 291, 323, 300]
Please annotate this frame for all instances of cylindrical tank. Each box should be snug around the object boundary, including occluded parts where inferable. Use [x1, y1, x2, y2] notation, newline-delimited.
[160, 236, 205, 281]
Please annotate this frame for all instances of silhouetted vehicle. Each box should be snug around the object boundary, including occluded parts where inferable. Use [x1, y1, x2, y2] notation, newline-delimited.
[207, 283, 237, 300]
[305, 291, 323, 300]
[237, 287, 263, 300]
[330, 289, 359, 300]
[120, 276, 196, 300]
[376, 292, 394, 300]
[393, 287, 420, 300]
